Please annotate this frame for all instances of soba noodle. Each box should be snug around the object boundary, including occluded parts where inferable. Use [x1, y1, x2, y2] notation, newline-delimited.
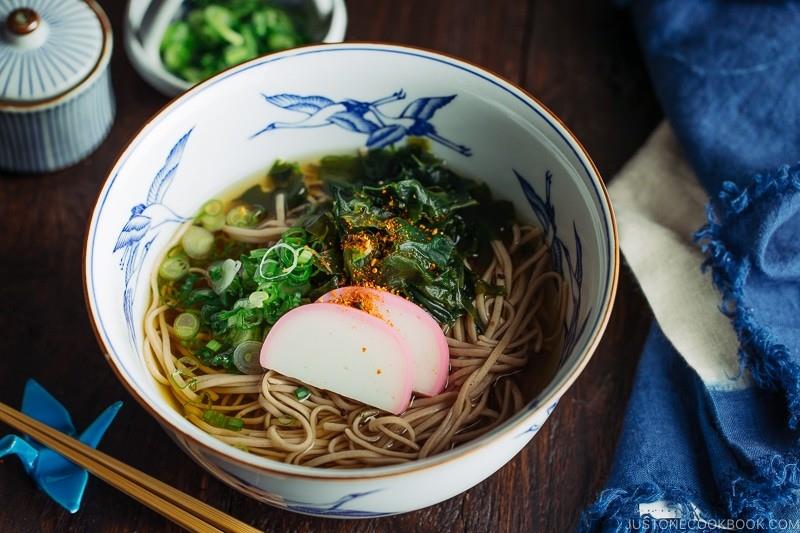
[143, 168, 565, 468]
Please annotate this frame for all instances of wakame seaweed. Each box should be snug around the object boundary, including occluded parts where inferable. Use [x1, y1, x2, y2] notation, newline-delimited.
[330, 179, 478, 323]
[319, 140, 515, 322]
[158, 140, 514, 370]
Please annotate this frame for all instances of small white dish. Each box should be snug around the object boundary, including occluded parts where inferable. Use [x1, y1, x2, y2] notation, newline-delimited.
[84, 43, 618, 517]
[123, 0, 348, 97]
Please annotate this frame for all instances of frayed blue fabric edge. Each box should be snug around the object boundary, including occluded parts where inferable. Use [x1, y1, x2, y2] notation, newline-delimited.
[580, 456, 800, 532]
[581, 165, 800, 532]
[724, 455, 800, 522]
[694, 164, 800, 430]
[579, 483, 696, 532]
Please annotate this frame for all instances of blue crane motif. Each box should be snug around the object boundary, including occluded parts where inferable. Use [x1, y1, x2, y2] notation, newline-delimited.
[516, 170, 589, 363]
[517, 400, 560, 438]
[251, 89, 472, 156]
[513, 170, 588, 438]
[0, 380, 122, 512]
[285, 490, 390, 517]
[113, 128, 194, 345]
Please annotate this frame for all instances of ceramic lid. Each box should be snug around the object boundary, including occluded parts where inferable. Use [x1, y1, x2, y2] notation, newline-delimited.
[0, 0, 106, 104]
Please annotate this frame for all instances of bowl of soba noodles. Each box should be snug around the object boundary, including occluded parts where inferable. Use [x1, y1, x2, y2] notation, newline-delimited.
[84, 43, 618, 517]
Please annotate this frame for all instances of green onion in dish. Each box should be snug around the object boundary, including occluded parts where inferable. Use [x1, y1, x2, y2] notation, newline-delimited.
[206, 339, 222, 351]
[294, 387, 311, 401]
[181, 225, 215, 259]
[275, 415, 296, 427]
[225, 203, 263, 227]
[198, 199, 226, 231]
[232, 340, 263, 374]
[209, 258, 242, 294]
[202, 409, 244, 431]
[159, 256, 189, 280]
[229, 326, 261, 347]
[160, 1, 308, 84]
[173, 312, 200, 340]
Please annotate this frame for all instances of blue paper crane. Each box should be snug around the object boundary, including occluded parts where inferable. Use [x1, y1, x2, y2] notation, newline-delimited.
[0, 380, 122, 513]
[252, 90, 472, 156]
[113, 128, 193, 344]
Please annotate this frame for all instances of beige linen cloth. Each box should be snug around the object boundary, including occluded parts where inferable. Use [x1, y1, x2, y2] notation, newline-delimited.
[610, 122, 754, 519]
[609, 122, 745, 391]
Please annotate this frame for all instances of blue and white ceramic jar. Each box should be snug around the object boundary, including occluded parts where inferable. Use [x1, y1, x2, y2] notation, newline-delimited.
[0, 0, 114, 173]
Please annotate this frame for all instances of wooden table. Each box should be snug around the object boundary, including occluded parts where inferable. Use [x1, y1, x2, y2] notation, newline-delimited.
[0, 1, 661, 531]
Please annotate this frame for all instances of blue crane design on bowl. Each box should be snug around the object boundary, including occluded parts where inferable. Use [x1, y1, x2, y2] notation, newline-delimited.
[252, 89, 473, 156]
[284, 490, 393, 518]
[113, 128, 193, 346]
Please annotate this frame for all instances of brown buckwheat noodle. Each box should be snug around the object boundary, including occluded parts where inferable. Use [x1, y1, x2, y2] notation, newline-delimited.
[143, 193, 565, 468]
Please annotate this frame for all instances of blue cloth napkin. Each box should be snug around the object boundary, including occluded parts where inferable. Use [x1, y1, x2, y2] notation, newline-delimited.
[582, 1, 800, 530]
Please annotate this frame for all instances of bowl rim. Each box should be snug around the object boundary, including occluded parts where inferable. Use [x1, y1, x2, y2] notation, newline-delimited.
[82, 41, 619, 481]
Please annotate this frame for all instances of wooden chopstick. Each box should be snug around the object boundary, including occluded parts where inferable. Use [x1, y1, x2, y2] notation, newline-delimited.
[0, 402, 262, 533]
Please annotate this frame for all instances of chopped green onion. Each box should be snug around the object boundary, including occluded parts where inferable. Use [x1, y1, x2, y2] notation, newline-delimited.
[160, 2, 306, 84]
[206, 339, 222, 352]
[173, 312, 200, 340]
[180, 67, 205, 83]
[226, 206, 247, 226]
[297, 247, 314, 264]
[225, 204, 263, 227]
[169, 369, 197, 391]
[294, 387, 311, 401]
[198, 200, 225, 231]
[227, 417, 244, 431]
[223, 43, 254, 66]
[159, 256, 189, 280]
[233, 340, 263, 375]
[209, 258, 241, 294]
[267, 32, 297, 51]
[199, 212, 225, 232]
[181, 225, 214, 259]
[275, 415, 296, 427]
[204, 6, 244, 46]
[229, 326, 261, 347]
[202, 199, 224, 216]
[257, 242, 300, 281]
[160, 21, 192, 69]
[248, 291, 268, 308]
[167, 245, 186, 258]
[202, 409, 244, 431]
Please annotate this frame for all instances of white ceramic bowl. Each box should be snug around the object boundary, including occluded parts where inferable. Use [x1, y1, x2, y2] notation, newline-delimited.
[84, 43, 618, 517]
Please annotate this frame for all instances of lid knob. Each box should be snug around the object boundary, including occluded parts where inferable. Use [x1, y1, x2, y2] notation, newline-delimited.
[6, 8, 40, 35]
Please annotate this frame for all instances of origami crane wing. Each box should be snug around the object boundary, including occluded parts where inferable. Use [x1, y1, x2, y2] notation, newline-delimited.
[34, 401, 123, 512]
[0, 435, 38, 470]
[20, 379, 77, 441]
[0, 380, 122, 513]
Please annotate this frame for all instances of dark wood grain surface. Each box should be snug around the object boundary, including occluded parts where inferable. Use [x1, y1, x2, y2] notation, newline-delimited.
[0, 1, 661, 531]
